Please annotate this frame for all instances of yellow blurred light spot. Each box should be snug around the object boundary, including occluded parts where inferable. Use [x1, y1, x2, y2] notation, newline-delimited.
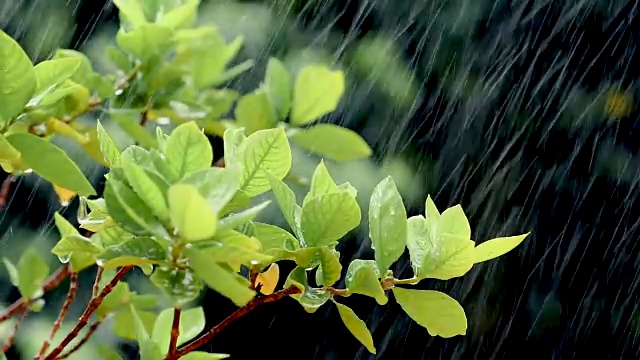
[605, 90, 633, 119]
[254, 263, 280, 295]
[53, 185, 76, 206]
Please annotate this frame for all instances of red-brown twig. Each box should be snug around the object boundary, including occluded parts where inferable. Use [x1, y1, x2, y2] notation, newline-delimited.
[0, 175, 16, 211]
[166, 307, 182, 359]
[0, 265, 70, 323]
[56, 321, 101, 360]
[36, 272, 79, 358]
[1, 307, 28, 353]
[92, 267, 103, 298]
[43, 266, 133, 360]
[172, 286, 301, 358]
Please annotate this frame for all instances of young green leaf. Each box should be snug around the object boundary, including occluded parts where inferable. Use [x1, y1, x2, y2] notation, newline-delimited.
[54, 212, 80, 237]
[109, 109, 158, 149]
[291, 65, 345, 125]
[180, 352, 230, 360]
[425, 195, 440, 221]
[168, 184, 217, 242]
[392, 288, 467, 338]
[284, 267, 330, 312]
[6, 133, 96, 196]
[253, 222, 300, 252]
[116, 24, 174, 61]
[97, 281, 156, 319]
[2, 258, 19, 286]
[369, 176, 407, 273]
[97, 237, 168, 269]
[152, 307, 206, 355]
[17, 248, 49, 299]
[97, 344, 126, 360]
[33, 58, 82, 94]
[234, 89, 278, 135]
[121, 156, 170, 221]
[291, 124, 372, 162]
[113, 0, 148, 28]
[165, 121, 213, 179]
[303, 160, 338, 205]
[185, 247, 255, 307]
[112, 309, 157, 341]
[439, 205, 471, 240]
[150, 267, 203, 306]
[96, 120, 122, 167]
[316, 248, 342, 287]
[238, 128, 292, 197]
[406, 215, 429, 277]
[473, 233, 530, 264]
[301, 191, 361, 247]
[181, 167, 241, 214]
[139, 339, 163, 360]
[333, 301, 376, 354]
[0, 30, 35, 122]
[51, 234, 103, 271]
[266, 171, 299, 233]
[222, 127, 246, 168]
[0, 134, 24, 172]
[199, 238, 272, 272]
[217, 201, 270, 232]
[264, 58, 292, 120]
[345, 259, 387, 305]
[158, 0, 199, 29]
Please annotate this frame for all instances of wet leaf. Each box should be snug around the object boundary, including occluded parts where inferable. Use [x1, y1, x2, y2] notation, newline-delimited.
[345, 259, 387, 305]
[255, 263, 279, 295]
[52, 234, 102, 260]
[150, 266, 203, 306]
[33, 58, 82, 95]
[96, 120, 122, 167]
[0, 30, 35, 122]
[168, 184, 217, 242]
[116, 24, 173, 61]
[54, 212, 80, 237]
[266, 171, 299, 233]
[112, 309, 156, 340]
[0, 134, 24, 172]
[285, 267, 330, 313]
[97, 345, 125, 360]
[152, 306, 206, 354]
[113, 0, 148, 28]
[316, 248, 342, 287]
[238, 128, 292, 197]
[301, 191, 361, 247]
[334, 301, 376, 354]
[17, 248, 50, 299]
[291, 65, 344, 126]
[97, 237, 168, 269]
[121, 156, 170, 221]
[109, 109, 158, 149]
[292, 124, 372, 162]
[217, 201, 270, 232]
[158, 0, 199, 29]
[253, 222, 300, 252]
[235, 89, 277, 135]
[392, 288, 467, 338]
[264, 57, 292, 120]
[473, 233, 530, 264]
[369, 176, 407, 273]
[2, 258, 18, 286]
[6, 133, 96, 196]
[303, 160, 338, 205]
[165, 121, 213, 179]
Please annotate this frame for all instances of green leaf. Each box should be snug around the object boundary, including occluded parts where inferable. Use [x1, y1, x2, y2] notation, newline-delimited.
[158, 0, 199, 29]
[116, 24, 173, 61]
[439, 205, 471, 240]
[316, 248, 342, 287]
[33, 58, 82, 94]
[406, 215, 430, 277]
[0, 30, 35, 122]
[238, 128, 292, 197]
[185, 247, 255, 307]
[152, 306, 206, 354]
[301, 191, 361, 247]
[181, 167, 241, 214]
[150, 266, 203, 306]
[253, 222, 300, 252]
[96, 120, 122, 167]
[113, 0, 148, 28]
[6, 133, 96, 196]
[16, 248, 49, 299]
[345, 260, 387, 305]
[198, 234, 272, 272]
[291, 65, 344, 126]
[264, 57, 292, 120]
[54, 212, 80, 237]
[97, 281, 156, 319]
[121, 156, 170, 221]
[284, 267, 330, 313]
[109, 109, 158, 149]
[222, 127, 246, 167]
[112, 309, 157, 341]
[425, 195, 440, 221]
[165, 121, 213, 179]
[217, 201, 270, 232]
[473, 233, 530, 264]
[139, 339, 163, 360]
[291, 124, 372, 162]
[266, 171, 299, 233]
[97, 344, 125, 360]
[392, 288, 467, 338]
[333, 301, 376, 354]
[168, 184, 217, 242]
[97, 237, 168, 269]
[369, 176, 407, 273]
[0, 134, 23, 173]
[234, 89, 277, 135]
[305, 160, 338, 205]
[180, 352, 230, 360]
[52, 234, 102, 259]
[2, 258, 18, 286]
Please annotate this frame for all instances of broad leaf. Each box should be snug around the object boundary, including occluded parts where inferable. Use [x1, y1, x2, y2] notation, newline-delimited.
[168, 184, 217, 242]
[266, 172, 299, 233]
[392, 288, 467, 338]
[234, 89, 277, 135]
[301, 191, 361, 247]
[96, 120, 122, 167]
[116, 24, 173, 61]
[109, 109, 158, 149]
[54, 212, 80, 237]
[51, 234, 102, 262]
[292, 124, 372, 162]
[6, 133, 96, 196]
[158, 0, 199, 29]
[112, 309, 156, 341]
[253, 222, 300, 252]
[121, 156, 170, 221]
[113, 0, 148, 28]
[284, 267, 330, 313]
[150, 266, 203, 306]
[0, 134, 23, 172]
[165, 121, 213, 179]
[369, 176, 407, 273]
[334, 302, 376, 354]
[316, 248, 342, 287]
[217, 201, 270, 232]
[238, 128, 292, 197]
[264, 58, 292, 120]
[17, 248, 49, 299]
[345, 260, 387, 305]
[97, 237, 168, 269]
[291, 65, 344, 125]
[33, 58, 82, 94]
[473, 233, 530, 264]
[0, 30, 35, 122]
[152, 307, 206, 354]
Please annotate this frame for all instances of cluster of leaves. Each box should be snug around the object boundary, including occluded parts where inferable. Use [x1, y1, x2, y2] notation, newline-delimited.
[0, 1, 530, 359]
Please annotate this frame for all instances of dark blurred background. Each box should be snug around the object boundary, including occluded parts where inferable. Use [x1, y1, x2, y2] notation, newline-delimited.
[2, 0, 640, 359]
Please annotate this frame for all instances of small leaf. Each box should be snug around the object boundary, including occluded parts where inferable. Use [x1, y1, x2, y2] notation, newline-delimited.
[180, 352, 230, 360]
[109, 109, 158, 149]
[238, 128, 292, 197]
[222, 127, 246, 167]
[253, 222, 300, 252]
[113, 0, 148, 27]
[54, 212, 80, 237]
[112, 309, 157, 341]
[186, 247, 255, 307]
[345, 259, 387, 305]
[425, 195, 440, 221]
[139, 339, 163, 360]
[168, 184, 217, 242]
[291, 65, 345, 125]
[152, 307, 206, 355]
[369, 176, 407, 273]
[121, 156, 170, 221]
[150, 266, 203, 306]
[158, 0, 199, 29]
[17, 248, 50, 299]
[234, 89, 277, 135]
[2, 258, 19, 286]
[264, 57, 292, 120]
[473, 233, 530, 264]
[255, 263, 279, 295]
[97, 237, 168, 269]
[217, 201, 270, 232]
[6, 133, 96, 196]
[304, 160, 338, 205]
[0, 30, 35, 122]
[116, 24, 174, 61]
[165, 121, 213, 179]
[284, 267, 330, 312]
[292, 124, 372, 162]
[0, 134, 23, 172]
[301, 191, 361, 247]
[439, 205, 471, 240]
[96, 120, 122, 167]
[392, 288, 467, 338]
[33, 58, 82, 94]
[334, 302, 376, 354]
[316, 248, 342, 287]
[266, 171, 299, 233]
[52, 234, 102, 258]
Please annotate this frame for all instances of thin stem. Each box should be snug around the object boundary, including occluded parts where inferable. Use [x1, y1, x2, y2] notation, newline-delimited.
[173, 286, 301, 358]
[0, 175, 15, 212]
[43, 266, 133, 360]
[166, 307, 181, 359]
[37, 272, 79, 358]
[1, 307, 27, 353]
[0, 265, 70, 323]
[92, 267, 103, 298]
[56, 322, 101, 360]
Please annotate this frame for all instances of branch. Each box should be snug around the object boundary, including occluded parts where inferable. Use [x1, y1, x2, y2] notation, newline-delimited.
[166, 307, 181, 360]
[173, 286, 301, 357]
[92, 267, 103, 298]
[37, 272, 79, 358]
[0, 265, 70, 323]
[43, 266, 133, 360]
[0, 175, 15, 211]
[1, 307, 27, 353]
[56, 321, 101, 360]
